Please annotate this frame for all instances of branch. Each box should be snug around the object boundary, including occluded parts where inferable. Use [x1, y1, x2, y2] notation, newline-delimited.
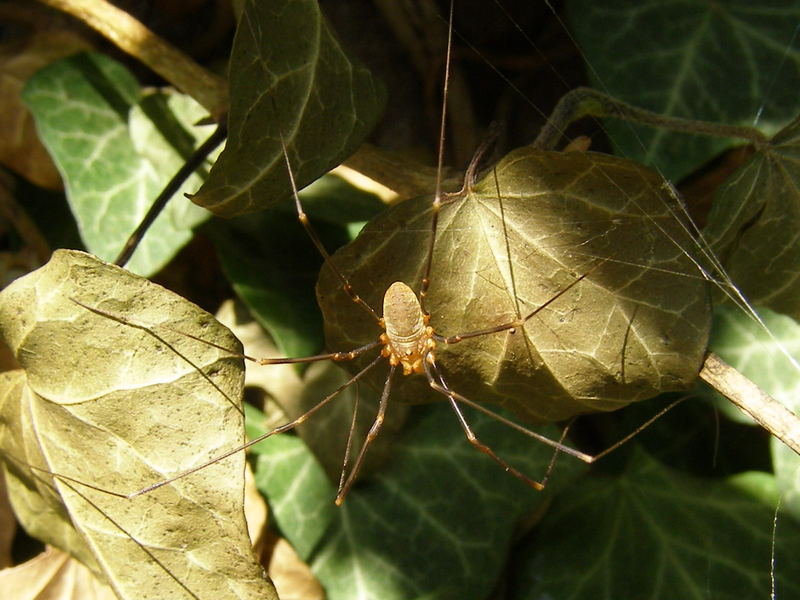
[36, 0, 228, 119]
[699, 352, 800, 455]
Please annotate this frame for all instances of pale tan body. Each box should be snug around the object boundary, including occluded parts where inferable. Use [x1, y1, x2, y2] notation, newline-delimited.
[380, 281, 435, 375]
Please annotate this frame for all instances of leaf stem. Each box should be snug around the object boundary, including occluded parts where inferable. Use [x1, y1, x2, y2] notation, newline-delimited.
[699, 352, 800, 456]
[35, 0, 228, 119]
[535, 87, 769, 151]
[115, 119, 228, 267]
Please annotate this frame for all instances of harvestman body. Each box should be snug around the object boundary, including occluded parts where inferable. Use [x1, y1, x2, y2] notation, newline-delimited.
[380, 281, 434, 376]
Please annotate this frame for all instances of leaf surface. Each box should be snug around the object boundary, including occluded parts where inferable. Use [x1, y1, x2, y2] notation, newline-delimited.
[515, 449, 800, 600]
[23, 53, 213, 276]
[318, 148, 712, 422]
[190, 0, 385, 216]
[0, 250, 275, 600]
[705, 116, 800, 319]
[568, 0, 800, 179]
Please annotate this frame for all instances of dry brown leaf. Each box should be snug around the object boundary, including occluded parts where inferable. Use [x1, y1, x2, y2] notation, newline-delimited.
[0, 28, 91, 189]
[0, 546, 117, 600]
[266, 534, 325, 600]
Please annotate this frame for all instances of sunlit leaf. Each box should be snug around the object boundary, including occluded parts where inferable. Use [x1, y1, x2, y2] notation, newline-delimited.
[0, 250, 276, 600]
[319, 148, 711, 423]
[705, 116, 800, 319]
[23, 53, 213, 276]
[515, 449, 800, 600]
[190, 0, 385, 216]
[568, 0, 800, 179]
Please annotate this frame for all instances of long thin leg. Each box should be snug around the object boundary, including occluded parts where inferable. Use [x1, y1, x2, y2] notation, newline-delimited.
[71, 296, 382, 366]
[20, 466, 204, 599]
[337, 382, 361, 497]
[424, 357, 591, 462]
[448, 396, 545, 489]
[277, 131, 382, 324]
[130, 354, 384, 498]
[426, 359, 544, 489]
[424, 355, 689, 487]
[589, 396, 688, 462]
[538, 419, 573, 490]
[419, 0, 454, 313]
[335, 364, 396, 505]
[70, 297, 382, 422]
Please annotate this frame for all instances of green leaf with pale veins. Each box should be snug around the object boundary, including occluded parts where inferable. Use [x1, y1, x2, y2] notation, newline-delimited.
[318, 148, 712, 423]
[0, 250, 276, 600]
[514, 449, 800, 600]
[705, 115, 800, 319]
[568, 0, 800, 180]
[23, 53, 214, 277]
[190, 0, 386, 217]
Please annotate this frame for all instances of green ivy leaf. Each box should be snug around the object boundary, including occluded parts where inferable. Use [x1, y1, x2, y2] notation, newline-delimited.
[568, 0, 800, 179]
[22, 53, 213, 276]
[515, 449, 800, 599]
[190, 0, 386, 216]
[705, 116, 800, 319]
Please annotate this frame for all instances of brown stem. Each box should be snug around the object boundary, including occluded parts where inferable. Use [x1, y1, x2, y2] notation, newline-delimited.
[536, 87, 768, 151]
[35, 0, 228, 119]
[699, 352, 800, 456]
